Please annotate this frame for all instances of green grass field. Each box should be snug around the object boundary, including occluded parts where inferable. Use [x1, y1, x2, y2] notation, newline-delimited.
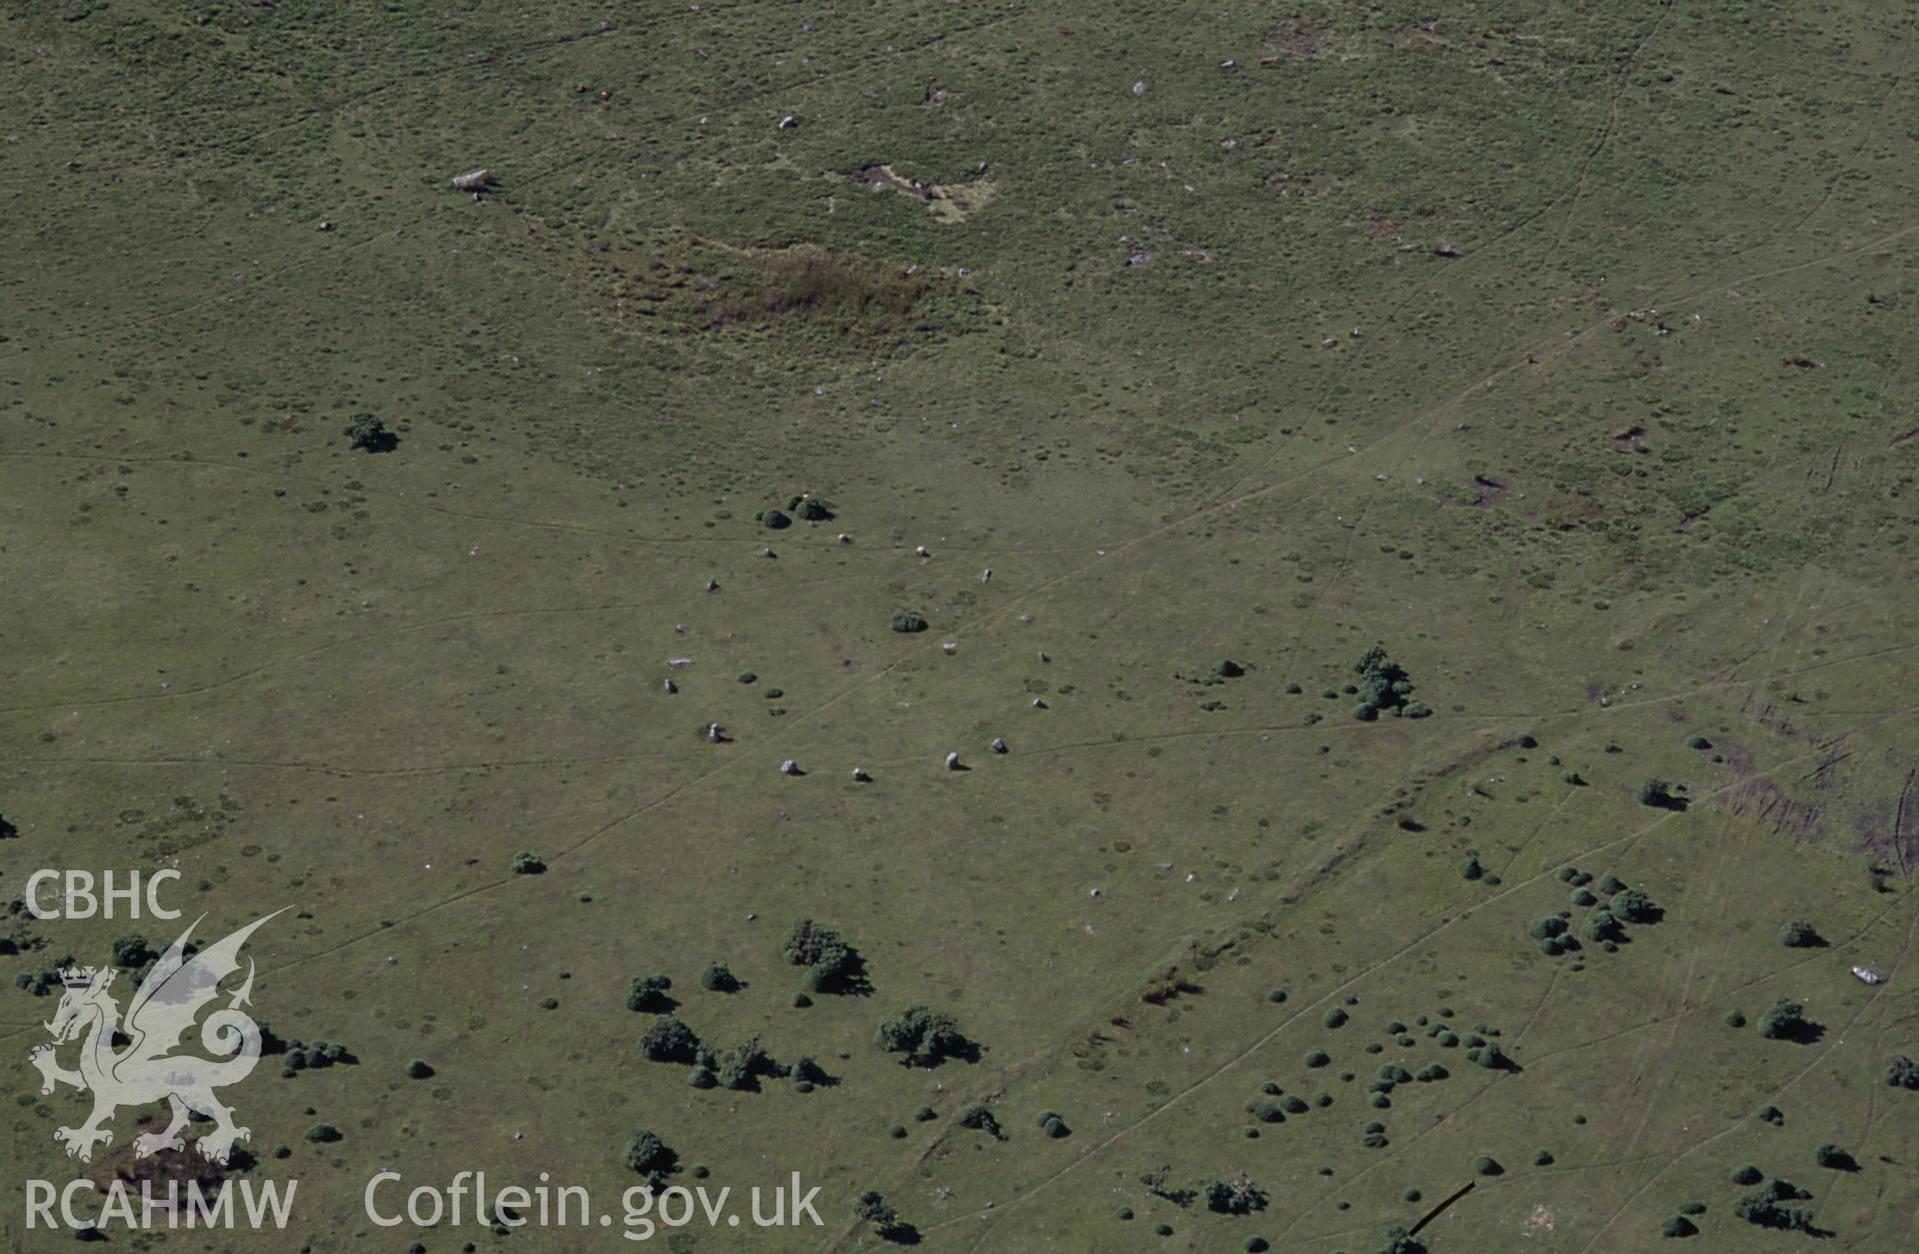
[3, 1, 1917, 1249]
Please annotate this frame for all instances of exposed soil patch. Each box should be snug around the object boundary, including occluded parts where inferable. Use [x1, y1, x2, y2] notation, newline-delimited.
[667, 239, 975, 350]
[1470, 473, 1511, 508]
[852, 163, 996, 223]
[1262, 19, 1332, 60]
[86, 1131, 233, 1199]
[1265, 170, 1338, 197]
[861, 164, 932, 200]
[1719, 776, 1823, 840]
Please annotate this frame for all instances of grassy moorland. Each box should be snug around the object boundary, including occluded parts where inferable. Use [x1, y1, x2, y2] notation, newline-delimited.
[1, 1, 1916, 1250]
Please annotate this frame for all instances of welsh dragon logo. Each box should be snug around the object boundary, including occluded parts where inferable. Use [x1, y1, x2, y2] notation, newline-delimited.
[27, 910, 283, 1165]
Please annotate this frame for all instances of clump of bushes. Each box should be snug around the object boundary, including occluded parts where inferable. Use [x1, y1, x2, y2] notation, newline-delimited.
[1732, 1177, 1816, 1232]
[875, 1005, 972, 1067]
[699, 961, 740, 993]
[1637, 778, 1685, 810]
[1582, 910, 1623, 943]
[889, 610, 928, 633]
[713, 1037, 783, 1091]
[1351, 646, 1428, 720]
[639, 1015, 701, 1064]
[1779, 919, 1822, 948]
[626, 973, 674, 1013]
[1611, 886, 1656, 923]
[279, 1037, 356, 1075]
[110, 935, 153, 969]
[956, 1103, 1003, 1139]
[786, 494, 834, 521]
[345, 413, 398, 453]
[1201, 1173, 1267, 1215]
[852, 1190, 911, 1242]
[780, 918, 865, 994]
[1812, 1142, 1855, 1170]
[1756, 998, 1812, 1042]
[622, 1129, 679, 1185]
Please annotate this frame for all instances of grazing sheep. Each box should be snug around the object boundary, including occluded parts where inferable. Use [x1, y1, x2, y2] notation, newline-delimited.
[1032, 697, 1047, 709]
[663, 678, 677, 694]
[780, 758, 800, 775]
[990, 737, 1007, 754]
[837, 533, 851, 544]
[915, 545, 930, 558]
[705, 579, 720, 592]
[451, 168, 492, 192]
[945, 751, 962, 770]
[852, 766, 872, 782]
[706, 723, 725, 743]
[941, 641, 958, 655]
